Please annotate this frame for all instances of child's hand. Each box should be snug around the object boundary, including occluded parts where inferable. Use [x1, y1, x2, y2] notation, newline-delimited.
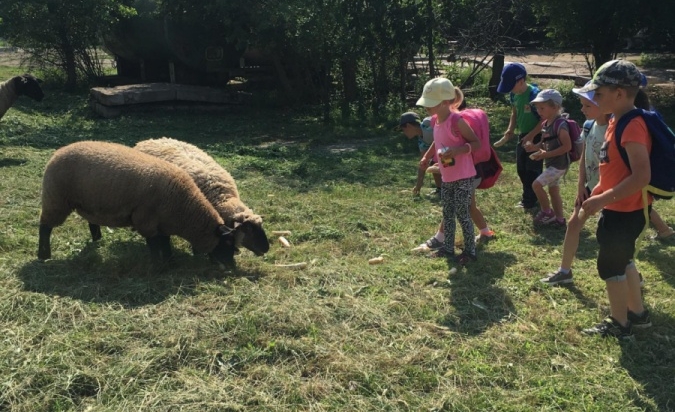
[529, 150, 545, 161]
[581, 196, 604, 217]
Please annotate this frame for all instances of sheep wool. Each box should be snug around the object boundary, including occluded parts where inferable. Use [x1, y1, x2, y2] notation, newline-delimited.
[134, 137, 269, 256]
[38, 141, 236, 264]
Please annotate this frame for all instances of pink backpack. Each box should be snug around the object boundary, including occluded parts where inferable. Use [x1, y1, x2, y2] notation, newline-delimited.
[450, 109, 491, 164]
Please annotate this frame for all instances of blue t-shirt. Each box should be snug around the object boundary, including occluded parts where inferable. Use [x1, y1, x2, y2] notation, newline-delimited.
[418, 117, 434, 152]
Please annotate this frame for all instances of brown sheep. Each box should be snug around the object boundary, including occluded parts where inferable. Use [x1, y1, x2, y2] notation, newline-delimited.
[38, 141, 237, 266]
[134, 137, 269, 256]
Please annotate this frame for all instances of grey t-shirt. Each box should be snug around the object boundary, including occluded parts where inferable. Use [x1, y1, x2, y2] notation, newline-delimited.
[541, 117, 571, 170]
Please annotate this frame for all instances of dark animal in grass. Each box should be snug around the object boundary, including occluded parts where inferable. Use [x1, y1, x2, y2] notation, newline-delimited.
[0, 74, 44, 120]
[38, 141, 237, 267]
[134, 137, 269, 257]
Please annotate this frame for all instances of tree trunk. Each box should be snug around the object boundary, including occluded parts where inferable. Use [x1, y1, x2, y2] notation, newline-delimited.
[426, 0, 435, 78]
[340, 58, 358, 119]
[59, 29, 77, 91]
[489, 53, 504, 100]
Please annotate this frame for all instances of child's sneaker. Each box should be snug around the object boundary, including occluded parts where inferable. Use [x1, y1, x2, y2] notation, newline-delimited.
[455, 251, 477, 266]
[582, 317, 634, 341]
[540, 269, 573, 285]
[533, 209, 555, 224]
[628, 309, 652, 328]
[475, 230, 496, 244]
[552, 218, 567, 227]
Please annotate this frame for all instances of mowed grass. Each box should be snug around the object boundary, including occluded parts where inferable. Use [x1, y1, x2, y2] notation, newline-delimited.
[1, 71, 675, 411]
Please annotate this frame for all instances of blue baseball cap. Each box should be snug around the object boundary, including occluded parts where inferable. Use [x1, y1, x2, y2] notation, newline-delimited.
[497, 63, 527, 93]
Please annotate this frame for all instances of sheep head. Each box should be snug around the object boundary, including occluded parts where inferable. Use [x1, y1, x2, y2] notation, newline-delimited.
[209, 225, 237, 268]
[15, 74, 44, 102]
[230, 213, 269, 256]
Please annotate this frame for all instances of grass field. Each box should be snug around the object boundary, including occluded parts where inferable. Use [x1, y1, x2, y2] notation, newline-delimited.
[1, 65, 675, 411]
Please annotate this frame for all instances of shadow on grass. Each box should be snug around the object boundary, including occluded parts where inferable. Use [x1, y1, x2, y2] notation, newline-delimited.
[0, 157, 27, 167]
[439, 250, 517, 335]
[16, 240, 265, 308]
[619, 310, 675, 410]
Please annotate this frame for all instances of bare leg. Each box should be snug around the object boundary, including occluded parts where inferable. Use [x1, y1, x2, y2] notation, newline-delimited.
[470, 190, 487, 230]
[650, 209, 673, 237]
[606, 280, 629, 326]
[625, 262, 645, 314]
[560, 205, 587, 270]
[549, 186, 563, 219]
[532, 181, 550, 211]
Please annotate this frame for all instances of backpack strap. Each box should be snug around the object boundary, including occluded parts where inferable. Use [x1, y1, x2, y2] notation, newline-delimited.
[528, 85, 541, 119]
[582, 119, 595, 135]
[449, 112, 463, 138]
[614, 108, 645, 170]
[614, 108, 651, 253]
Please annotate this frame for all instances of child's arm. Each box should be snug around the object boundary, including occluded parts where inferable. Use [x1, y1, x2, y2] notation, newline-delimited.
[576, 145, 588, 206]
[520, 120, 543, 147]
[495, 107, 517, 147]
[582, 141, 650, 215]
[532, 128, 572, 160]
[413, 143, 436, 195]
[440, 117, 480, 162]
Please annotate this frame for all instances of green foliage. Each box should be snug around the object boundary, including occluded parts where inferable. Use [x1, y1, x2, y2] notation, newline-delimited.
[0, 0, 137, 88]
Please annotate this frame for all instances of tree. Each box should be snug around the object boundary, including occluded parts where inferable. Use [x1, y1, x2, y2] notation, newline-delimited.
[535, 0, 645, 72]
[0, 0, 136, 90]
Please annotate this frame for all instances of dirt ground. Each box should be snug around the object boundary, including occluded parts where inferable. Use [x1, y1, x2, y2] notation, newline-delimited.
[503, 50, 674, 89]
[2, 48, 673, 89]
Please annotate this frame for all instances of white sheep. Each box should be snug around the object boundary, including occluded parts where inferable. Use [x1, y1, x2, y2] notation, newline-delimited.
[134, 137, 269, 256]
[38, 141, 238, 267]
[0, 74, 44, 120]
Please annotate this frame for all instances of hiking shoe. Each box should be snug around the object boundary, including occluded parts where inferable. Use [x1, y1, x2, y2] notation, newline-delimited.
[455, 251, 477, 266]
[540, 269, 574, 285]
[424, 236, 444, 251]
[628, 309, 652, 329]
[475, 230, 496, 244]
[533, 209, 556, 224]
[582, 317, 633, 341]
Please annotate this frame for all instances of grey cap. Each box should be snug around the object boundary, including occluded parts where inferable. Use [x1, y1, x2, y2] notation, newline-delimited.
[399, 111, 422, 127]
[531, 89, 563, 105]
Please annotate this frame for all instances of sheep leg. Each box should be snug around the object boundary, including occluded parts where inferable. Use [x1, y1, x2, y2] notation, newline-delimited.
[145, 234, 172, 261]
[37, 224, 53, 260]
[89, 223, 102, 241]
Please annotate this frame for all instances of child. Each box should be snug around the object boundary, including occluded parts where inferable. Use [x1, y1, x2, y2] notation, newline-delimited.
[399, 111, 443, 196]
[527, 89, 571, 226]
[416, 78, 481, 265]
[540, 82, 610, 284]
[494, 63, 543, 209]
[578, 60, 652, 340]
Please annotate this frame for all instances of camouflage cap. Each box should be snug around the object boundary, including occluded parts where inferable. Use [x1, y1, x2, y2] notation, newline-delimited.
[576, 60, 642, 92]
